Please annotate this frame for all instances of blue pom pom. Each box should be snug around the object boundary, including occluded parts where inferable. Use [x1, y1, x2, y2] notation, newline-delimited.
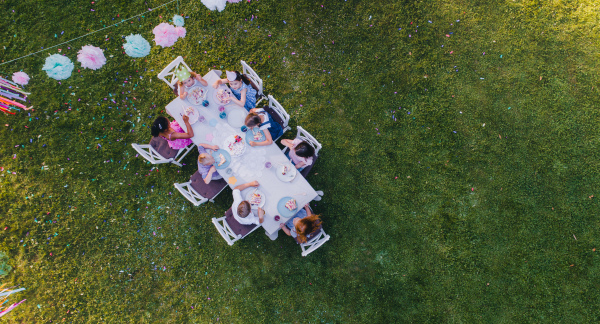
[173, 14, 185, 27]
[124, 34, 151, 58]
[42, 54, 74, 80]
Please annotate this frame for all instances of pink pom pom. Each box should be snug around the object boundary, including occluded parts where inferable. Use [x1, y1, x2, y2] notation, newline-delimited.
[153, 23, 179, 47]
[12, 72, 30, 85]
[175, 26, 186, 38]
[77, 45, 106, 70]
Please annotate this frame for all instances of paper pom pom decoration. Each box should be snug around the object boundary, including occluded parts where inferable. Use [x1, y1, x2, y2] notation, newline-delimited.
[42, 54, 74, 80]
[153, 23, 179, 48]
[12, 72, 30, 85]
[201, 0, 227, 12]
[173, 14, 185, 27]
[77, 45, 106, 70]
[124, 34, 151, 58]
[175, 27, 186, 38]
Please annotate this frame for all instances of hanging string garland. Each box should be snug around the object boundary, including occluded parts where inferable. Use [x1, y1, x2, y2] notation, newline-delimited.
[11, 72, 30, 86]
[77, 45, 107, 70]
[42, 54, 74, 80]
[123, 34, 151, 58]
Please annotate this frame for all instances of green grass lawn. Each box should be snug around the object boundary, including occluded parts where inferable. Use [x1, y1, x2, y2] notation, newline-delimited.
[1, 0, 600, 322]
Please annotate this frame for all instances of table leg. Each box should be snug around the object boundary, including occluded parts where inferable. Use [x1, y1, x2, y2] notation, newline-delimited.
[266, 230, 278, 240]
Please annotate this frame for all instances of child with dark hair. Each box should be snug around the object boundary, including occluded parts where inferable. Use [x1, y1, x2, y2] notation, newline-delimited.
[243, 107, 283, 147]
[212, 70, 257, 111]
[150, 115, 194, 149]
[231, 180, 264, 225]
[279, 204, 322, 243]
[281, 139, 315, 170]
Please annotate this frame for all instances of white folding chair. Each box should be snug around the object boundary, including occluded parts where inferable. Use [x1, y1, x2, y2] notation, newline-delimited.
[212, 211, 261, 246]
[158, 56, 192, 89]
[268, 95, 291, 135]
[241, 60, 265, 105]
[174, 181, 209, 206]
[300, 229, 330, 257]
[174, 173, 228, 206]
[296, 126, 322, 156]
[131, 142, 194, 167]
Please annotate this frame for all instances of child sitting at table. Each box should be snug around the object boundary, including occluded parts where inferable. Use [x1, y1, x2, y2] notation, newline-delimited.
[244, 108, 283, 147]
[281, 139, 315, 170]
[151, 115, 194, 149]
[196, 144, 221, 184]
[212, 71, 257, 111]
[279, 204, 322, 243]
[175, 65, 208, 100]
[231, 180, 265, 225]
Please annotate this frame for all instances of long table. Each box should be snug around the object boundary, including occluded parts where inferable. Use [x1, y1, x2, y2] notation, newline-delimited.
[165, 70, 318, 240]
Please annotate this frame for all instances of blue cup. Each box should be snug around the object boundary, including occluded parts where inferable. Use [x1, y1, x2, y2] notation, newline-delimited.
[202, 100, 209, 107]
[241, 125, 248, 132]
[219, 112, 227, 119]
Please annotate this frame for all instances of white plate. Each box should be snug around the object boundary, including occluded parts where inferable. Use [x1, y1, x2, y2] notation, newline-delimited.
[276, 164, 297, 182]
[223, 134, 246, 157]
[227, 108, 247, 128]
[246, 189, 265, 209]
[187, 87, 206, 105]
[213, 86, 233, 104]
[183, 106, 199, 124]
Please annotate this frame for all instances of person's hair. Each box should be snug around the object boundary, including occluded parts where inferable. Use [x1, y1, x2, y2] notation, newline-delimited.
[232, 71, 259, 93]
[294, 141, 315, 158]
[151, 117, 170, 137]
[244, 112, 262, 127]
[295, 214, 322, 243]
[237, 201, 251, 218]
[198, 153, 212, 165]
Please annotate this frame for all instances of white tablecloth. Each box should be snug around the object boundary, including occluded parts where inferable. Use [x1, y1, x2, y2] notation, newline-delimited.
[165, 70, 318, 237]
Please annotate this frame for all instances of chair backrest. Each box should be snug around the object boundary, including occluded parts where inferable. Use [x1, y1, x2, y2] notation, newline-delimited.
[300, 229, 330, 257]
[131, 142, 173, 165]
[296, 126, 322, 156]
[267, 95, 291, 131]
[158, 56, 192, 89]
[174, 180, 209, 206]
[212, 208, 260, 246]
[241, 60, 263, 96]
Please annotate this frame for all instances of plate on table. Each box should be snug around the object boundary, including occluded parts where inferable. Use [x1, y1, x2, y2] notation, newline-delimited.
[223, 134, 246, 157]
[246, 189, 266, 209]
[187, 87, 206, 105]
[276, 164, 297, 182]
[245, 129, 265, 144]
[183, 106, 199, 124]
[277, 196, 298, 218]
[213, 86, 233, 104]
[211, 149, 231, 169]
[227, 108, 246, 128]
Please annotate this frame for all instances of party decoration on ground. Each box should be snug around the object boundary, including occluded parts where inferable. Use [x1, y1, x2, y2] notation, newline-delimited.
[0, 285, 26, 318]
[42, 54, 74, 80]
[173, 14, 185, 27]
[153, 23, 179, 47]
[123, 34, 151, 58]
[11, 72, 29, 86]
[201, 0, 227, 12]
[77, 45, 106, 70]
[0, 76, 32, 115]
[175, 26, 186, 38]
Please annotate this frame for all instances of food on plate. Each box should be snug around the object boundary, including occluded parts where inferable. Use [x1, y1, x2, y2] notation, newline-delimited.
[253, 131, 263, 141]
[249, 192, 262, 205]
[284, 199, 297, 211]
[185, 106, 195, 115]
[223, 134, 245, 156]
[216, 89, 231, 103]
[282, 165, 289, 175]
[217, 153, 226, 166]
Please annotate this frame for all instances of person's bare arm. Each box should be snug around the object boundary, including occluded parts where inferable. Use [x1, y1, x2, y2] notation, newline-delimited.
[195, 74, 208, 86]
[257, 207, 265, 224]
[169, 115, 194, 139]
[294, 161, 306, 169]
[249, 128, 273, 147]
[204, 166, 216, 184]
[233, 180, 259, 191]
[279, 223, 292, 236]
